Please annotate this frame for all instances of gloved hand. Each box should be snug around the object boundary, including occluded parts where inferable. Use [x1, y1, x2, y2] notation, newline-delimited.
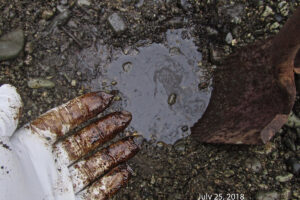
[0, 84, 141, 200]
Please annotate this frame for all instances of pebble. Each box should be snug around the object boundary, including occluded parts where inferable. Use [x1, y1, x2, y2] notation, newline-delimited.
[71, 80, 77, 86]
[256, 191, 280, 200]
[293, 190, 300, 199]
[174, 140, 185, 153]
[275, 173, 293, 182]
[206, 26, 218, 36]
[224, 4, 244, 24]
[51, 9, 71, 29]
[181, 126, 188, 132]
[25, 42, 33, 54]
[264, 142, 276, 154]
[122, 62, 132, 72]
[278, 1, 289, 17]
[168, 93, 177, 105]
[262, 6, 274, 17]
[286, 158, 300, 176]
[67, 20, 78, 28]
[283, 136, 296, 151]
[59, 0, 67, 4]
[245, 157, 262, 173]
[270, 22, 280, 30]
[0, 29, 24, 61]
[285, 112, 300, 128]
[24, 55, 33, 65]
[281, 188, 291, 200]
[223, 169, 235, 178]
[77, 0, 91, 6]
[113, 96, 122, 101]
[42, 10, 54, 20]
[150, 175, 155, 185]
[225, 32, 233, 45]
[169, 47, 182, 56]
[28, 78, 55, 89]
[156, 141, 166, 148]
[135, 0, 144, 8]
[108, 13, 126, 33]
[179, 0, 192, 11]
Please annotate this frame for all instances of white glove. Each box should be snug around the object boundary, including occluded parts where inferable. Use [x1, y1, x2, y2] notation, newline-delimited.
[0, 84, 141, 200]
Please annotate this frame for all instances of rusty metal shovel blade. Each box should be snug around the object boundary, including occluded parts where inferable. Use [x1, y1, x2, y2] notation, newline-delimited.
[191, 7, 300, 144]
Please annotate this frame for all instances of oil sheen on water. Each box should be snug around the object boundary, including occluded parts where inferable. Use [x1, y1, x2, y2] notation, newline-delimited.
[76, 29, 212, 144]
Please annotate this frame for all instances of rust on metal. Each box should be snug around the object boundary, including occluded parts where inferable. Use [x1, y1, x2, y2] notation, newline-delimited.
[294, 49, 300, 73]
[62, 111, 132, 161]
[192, 7, 300, 144]
[30, 91, 113, 139]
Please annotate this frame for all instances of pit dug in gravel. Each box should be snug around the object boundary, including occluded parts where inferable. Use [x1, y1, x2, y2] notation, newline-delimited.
[76, 29, 212, 144]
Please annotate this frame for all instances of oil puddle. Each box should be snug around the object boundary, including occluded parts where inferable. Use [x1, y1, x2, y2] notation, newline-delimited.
[77, 29, 212, 144]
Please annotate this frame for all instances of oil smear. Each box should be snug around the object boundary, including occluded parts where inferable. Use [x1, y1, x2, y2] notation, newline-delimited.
[79, 29, 212, 144]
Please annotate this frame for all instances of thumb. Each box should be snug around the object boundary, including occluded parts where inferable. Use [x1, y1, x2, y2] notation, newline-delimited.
[0, 84, 23, 137]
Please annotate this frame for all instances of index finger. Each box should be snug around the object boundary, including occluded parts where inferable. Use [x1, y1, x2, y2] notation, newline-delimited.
[29, 92, 114, 143]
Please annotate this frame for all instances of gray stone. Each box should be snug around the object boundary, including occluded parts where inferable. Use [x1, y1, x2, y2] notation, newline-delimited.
[60, 0, 68, 5]
[224, 4, 244, 24]
[0, 29, 24, 61]
[245, 157, 262, 173]
[169, 47, 182, 56]
[181, 126, 188, 132]
[275, 173, 293, 183]
[286, 158, 300, 176]
[51, 9, 71, 30]
[108, 13, 126, 33]
[174, 140, 185, 152]
[262, 6, 274, 17]
[77, 0, 91, 6]
[278, 1, 289, 17]
[168, 93, 177, 105]
[225, 32, 233, 45]
[223, 169, 235, 178]
[270, 22, 280, 30]
[206, 26, 218, 36]
[135, 0, 144, 8]
[28, 78, 55, 89]
[42, 10, 54, 20]
[256, 191, 280, 200]
[25, 42, 34, 54]
[122, 62, 132, 72]
[286, 112, 300, 128]
[283, 136, 296, 151]
[179, 0, 192, 11]
[281, 188, 291, 200]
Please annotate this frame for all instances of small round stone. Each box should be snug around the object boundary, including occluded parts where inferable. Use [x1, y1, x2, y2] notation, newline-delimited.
[42, 10, 54, 20]
[168, 93, 177, 105]
[71, 80, 77, 86]
[122, 62, 133, 72]
[28, 78, 55, 89]
[181, 126, 188, 132]
[225, 32, 233, 44]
